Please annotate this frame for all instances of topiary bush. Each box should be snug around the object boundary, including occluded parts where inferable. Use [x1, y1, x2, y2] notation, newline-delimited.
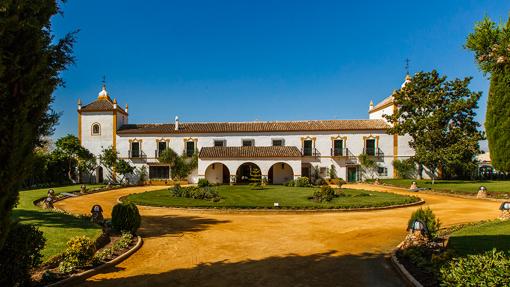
[111, 202, 142, 234]
[408, 207, 441, 239]
[0, 222, 45, 286]
[313, 186, 336, 202]
[294, 176, 311, 187]
[58, 236, 96, 273]
[198, 178, 210, 187]
[440, 249, 510, 286]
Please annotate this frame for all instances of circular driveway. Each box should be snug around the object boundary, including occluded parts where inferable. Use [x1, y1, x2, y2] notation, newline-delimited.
[55, 184, 500, 287]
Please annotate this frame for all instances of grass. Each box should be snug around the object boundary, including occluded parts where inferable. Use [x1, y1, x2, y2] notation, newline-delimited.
[447, 220, 510, 256]
[377, 179, 510, 198]
[12, 184, 104, 261]
[125, 185, 420, 209]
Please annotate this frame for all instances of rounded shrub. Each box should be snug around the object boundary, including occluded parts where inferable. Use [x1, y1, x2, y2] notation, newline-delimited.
[111, 202, 141, 234]
[408, 207, 441, 239]
[0, 222, 45, 286]
[198, 178, 210, 187]
[313, 186, 336, 202]
[58, 236, 96, 273]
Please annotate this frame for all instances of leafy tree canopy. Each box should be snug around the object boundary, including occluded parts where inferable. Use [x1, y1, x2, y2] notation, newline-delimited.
[385, 70, 484, 182]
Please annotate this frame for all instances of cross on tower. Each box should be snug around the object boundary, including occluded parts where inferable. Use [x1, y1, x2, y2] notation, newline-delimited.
[101, 75, 106, 88]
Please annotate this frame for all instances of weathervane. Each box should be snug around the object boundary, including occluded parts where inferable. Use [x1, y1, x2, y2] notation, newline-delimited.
[101, 75, 106, 88]
[405, 58, 410, 75]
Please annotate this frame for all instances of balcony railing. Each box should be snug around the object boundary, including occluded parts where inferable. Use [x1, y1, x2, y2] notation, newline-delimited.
[182, 149, 198, 157]
[331, 147, 348, 157]
[155, 149, 167, 158]
[128, 150, 147, 159]
[302, 147, 320, 157]
[362, 147, 384, 159]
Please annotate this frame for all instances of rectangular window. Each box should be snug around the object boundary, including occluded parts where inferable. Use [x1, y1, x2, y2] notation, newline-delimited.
[149, 166, 170, 179]
[214, 140, 226, 147]
[303, 140, 313, 156]
[272, 139, 284, 146]
[131, 142, 140, 158]
[377, 167, 388, 176]
[365, 139, 376, 156]
[186, 141, 195, 157]
[333, 139, 343, 156]
[158, 141, 167, 157]
[242, 139, 254, 147]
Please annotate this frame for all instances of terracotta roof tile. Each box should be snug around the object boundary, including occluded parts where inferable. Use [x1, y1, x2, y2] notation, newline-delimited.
[199, 146, 302, 159]
[81, 99, 127, 114]
[117, 119, 388, 134]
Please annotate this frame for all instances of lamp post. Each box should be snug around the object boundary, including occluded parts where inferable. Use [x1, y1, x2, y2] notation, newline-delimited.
[499, 202, 510, 220]
[477, 186, 488, 199]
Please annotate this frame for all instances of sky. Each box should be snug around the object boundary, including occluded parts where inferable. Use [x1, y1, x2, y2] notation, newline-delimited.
[51, 0, 510, 150]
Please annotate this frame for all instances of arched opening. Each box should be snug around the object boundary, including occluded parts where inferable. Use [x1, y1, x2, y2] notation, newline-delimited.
[236, 162, 261, 184]
[92, 123, 101, 135]
[268, 162, 294, 184]
[96, 166, 104, 183]
[205, 163, 230, 184]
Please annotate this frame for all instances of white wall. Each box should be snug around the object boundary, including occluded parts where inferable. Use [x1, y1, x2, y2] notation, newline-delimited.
[81, 112, 114, 156]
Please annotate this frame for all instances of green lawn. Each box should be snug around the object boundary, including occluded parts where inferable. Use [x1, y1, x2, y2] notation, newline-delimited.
[13, 184, 104, 261]
[378, 179, 510, 198]
[447, 220, 510, 256]
[125, 185, 419, 209]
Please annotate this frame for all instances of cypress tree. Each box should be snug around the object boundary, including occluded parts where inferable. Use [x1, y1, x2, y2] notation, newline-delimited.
[0, 1, 75, 248]
[466, 15, 510, 172]
[486, 66, 510, 172]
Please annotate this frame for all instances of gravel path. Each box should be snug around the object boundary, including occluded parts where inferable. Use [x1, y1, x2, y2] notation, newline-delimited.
[55, 184, 500, 287]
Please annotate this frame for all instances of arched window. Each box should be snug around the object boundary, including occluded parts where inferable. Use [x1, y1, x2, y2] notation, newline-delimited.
[92, 123, 101, 135]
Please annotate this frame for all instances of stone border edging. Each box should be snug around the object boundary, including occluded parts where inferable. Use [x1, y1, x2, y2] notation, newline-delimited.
[390, 242, 424, 287]
[119, 195, 425, 214]
[375, 183, 507, 202]
[45, 236, 143, 287]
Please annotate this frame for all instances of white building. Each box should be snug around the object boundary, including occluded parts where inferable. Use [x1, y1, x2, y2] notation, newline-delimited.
[78, 78, 414, 184]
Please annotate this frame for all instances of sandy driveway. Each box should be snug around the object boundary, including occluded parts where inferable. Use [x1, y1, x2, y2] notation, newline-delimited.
[55, 184, 500, 287]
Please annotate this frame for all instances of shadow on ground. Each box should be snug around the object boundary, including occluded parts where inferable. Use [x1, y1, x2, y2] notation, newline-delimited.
[447, 234, 510, 256]
[11, 208, 98, 229]
[81, 251, 404, 287]
[139, 214, 230, 238]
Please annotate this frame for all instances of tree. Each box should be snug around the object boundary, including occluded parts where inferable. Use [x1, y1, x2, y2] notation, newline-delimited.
[99, 147, 134, 183]
[0, 1, 75, 248]
[55, 134, 94, 183]
[466, 15, 510, 172]
[158, 149, 197, 181]
[392, 159, 417, 179]
[358, 154, 379, 180]
[116, 159, 134, 184]
[385, 71, 484, 184]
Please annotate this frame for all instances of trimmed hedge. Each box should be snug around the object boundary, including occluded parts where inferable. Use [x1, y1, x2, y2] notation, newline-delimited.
[111, 202, 141, 234]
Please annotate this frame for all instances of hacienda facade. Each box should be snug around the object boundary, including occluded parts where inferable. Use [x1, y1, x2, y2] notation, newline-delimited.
[78, 76, 414, 184]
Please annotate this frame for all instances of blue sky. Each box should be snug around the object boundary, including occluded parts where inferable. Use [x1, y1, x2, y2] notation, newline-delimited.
[51, 0, 510, 148]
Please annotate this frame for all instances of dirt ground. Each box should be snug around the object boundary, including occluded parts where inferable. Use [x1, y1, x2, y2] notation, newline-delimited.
[55, 184, 500, 287]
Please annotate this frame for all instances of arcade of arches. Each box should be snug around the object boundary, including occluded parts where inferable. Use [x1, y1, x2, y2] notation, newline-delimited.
[204, 162, 295, 184]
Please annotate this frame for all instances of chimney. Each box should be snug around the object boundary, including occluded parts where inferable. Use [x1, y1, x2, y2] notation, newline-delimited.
[77, 99, 82, 110]
[175, 116, 179, 131]
[369, 100, 374, 111]
[113, 98, 117, 109]
[125, 104, 129, 113]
